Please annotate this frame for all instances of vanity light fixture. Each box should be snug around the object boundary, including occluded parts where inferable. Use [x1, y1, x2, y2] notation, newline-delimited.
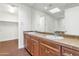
[49, 8, 61, 14]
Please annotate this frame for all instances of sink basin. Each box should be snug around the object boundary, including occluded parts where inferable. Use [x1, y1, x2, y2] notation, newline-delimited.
[45, 35, 64, 40]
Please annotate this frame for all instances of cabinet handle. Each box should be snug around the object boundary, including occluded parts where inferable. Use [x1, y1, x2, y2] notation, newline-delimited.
[63, 53, 73, 56]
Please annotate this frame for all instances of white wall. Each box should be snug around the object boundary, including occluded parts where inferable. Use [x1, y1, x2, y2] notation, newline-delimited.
[58, 6, 79, 35]
[0, 4, 18, 41]
[18, 4, 32, 48]
[0, 12, 18, 22]
[0, 22, 18, 41]
[0, 4, 18, 22]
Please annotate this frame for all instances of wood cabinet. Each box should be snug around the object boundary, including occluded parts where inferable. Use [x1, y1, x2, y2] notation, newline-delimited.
[40, 42, 60, 56]
[24, 33, 79, 56]
[31, 36, 40, 56]
[24, 34, 39, 56]
[31, 38, 39, 56]
[24, 33, 61, 56]
[62, 47, 79, 56]
[24, 34, 32, 53]
[39, 38, 61, 56]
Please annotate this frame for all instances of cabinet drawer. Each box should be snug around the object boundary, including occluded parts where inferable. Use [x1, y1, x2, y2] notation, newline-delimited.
[40, 39, 60, 50]
[62, 47, 79, 56]
[40, 43, 60, 56]
[47, 47, 60, 56]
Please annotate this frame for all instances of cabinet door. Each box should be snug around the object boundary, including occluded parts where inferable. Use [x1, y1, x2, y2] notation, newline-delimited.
[24, 34, 34, 55]
[40, 43, 60, 56]
[26, 37, 31, 52]
[31, 39, 39, 56]
[29, 39, 34, 55]
[25, 35, 32, 53]
[40, 43, 47, 56]
[62, 47, 79, 56]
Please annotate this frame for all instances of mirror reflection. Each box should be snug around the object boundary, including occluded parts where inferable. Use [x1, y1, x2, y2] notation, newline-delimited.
[30, 3, 79, 36]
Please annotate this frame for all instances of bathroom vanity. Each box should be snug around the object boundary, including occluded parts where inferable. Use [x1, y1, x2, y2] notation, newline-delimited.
[24, 32, 79, 56]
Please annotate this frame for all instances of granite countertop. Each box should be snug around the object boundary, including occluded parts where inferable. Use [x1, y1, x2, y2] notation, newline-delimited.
[24, 32, 79, 50]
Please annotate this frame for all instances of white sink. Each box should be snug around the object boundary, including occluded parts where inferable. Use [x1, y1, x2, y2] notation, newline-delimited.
[45, 35, 64, 40]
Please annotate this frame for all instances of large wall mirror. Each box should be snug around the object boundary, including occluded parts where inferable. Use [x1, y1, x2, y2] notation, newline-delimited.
[44, 5, 79, 36]
[31, 3, 79, 36]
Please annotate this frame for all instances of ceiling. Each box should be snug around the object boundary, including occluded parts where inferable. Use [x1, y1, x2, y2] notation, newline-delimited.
[0, 3, 18, 15]
[0, 3, 79, 19]
[25, 3, 79, 19]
